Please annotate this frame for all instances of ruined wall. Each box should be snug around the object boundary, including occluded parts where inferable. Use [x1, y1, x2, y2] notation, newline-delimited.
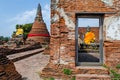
[103, 0, 120, 67]
[0, 53, 22, 80]
[50, 0, 76, 67]
[50, 0, 120, 68]
[102, 0, 120, 40]
[104, 41, 120, 68]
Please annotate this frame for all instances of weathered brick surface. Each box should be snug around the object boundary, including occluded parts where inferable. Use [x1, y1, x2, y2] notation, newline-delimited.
[76, 74, 111, 80]
[113, 0, 120, 14]
[41, 0, 120, 79]
[74, 67, 109, 75]
[0, 42, 42, 55]
[0, 53, 22, 80]
[49, 0, 118, 67]
[104, 41, 120, 68]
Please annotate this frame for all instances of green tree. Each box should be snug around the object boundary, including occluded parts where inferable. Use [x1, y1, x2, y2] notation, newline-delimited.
[22, 23, 32, 32]
[16, 24, 19, 29]
[22, 23, 32, 40]
[0, 36, 4, 40]
[12, 31, 16, 38]
[4, 37, 10, 42]
[0, 36, 10, 42]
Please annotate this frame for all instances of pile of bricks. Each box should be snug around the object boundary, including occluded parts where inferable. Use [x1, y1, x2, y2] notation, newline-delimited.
[0, 40, 42, 55]
[0, 53, 22, 80]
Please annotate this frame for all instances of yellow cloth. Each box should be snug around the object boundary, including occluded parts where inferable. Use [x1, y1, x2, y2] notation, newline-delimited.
[16, 28, 23, 36]
[84, 32, 95, 44]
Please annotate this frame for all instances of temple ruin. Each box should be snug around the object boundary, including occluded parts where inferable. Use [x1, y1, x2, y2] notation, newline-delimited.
[27, 4, 50, 45]
[41, 0, 120, 79]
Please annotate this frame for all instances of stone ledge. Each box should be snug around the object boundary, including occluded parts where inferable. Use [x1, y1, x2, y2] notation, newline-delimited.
[75, 66, 109, 75]
[76, 74, 111, 80]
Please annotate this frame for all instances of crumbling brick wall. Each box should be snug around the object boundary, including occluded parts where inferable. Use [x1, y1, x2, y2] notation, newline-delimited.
[0, 53, 22, 80]
[49, 0, 120, 69]
[103, 0, 120, 68]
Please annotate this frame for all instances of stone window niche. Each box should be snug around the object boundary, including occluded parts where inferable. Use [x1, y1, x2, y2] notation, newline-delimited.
[76, 14, 104, 66]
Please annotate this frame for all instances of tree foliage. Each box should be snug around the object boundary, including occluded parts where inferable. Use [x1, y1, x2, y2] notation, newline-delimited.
[0, 36, 10, 42]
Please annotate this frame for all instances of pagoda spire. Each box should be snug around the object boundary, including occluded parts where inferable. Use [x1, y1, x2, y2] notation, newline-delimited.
[27, 3, 50, 44]
[35, 3, 44, 22]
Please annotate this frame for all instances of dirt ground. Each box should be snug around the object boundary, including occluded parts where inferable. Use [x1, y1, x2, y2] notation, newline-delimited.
[14, 52, 50, 80]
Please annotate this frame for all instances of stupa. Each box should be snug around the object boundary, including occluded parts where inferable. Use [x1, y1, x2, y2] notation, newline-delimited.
[27, 3, 50, 45]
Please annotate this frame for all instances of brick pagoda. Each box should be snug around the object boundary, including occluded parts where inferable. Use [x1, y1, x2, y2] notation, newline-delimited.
[27, 4, 50, 45]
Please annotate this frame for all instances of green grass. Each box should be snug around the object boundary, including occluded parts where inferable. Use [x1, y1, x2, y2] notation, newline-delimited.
[63, 68, 72, 75]
[43, 77, 55, 80]
[71, 76, 76, 80]
[110, 69, 120, 78]
[49, 77, 55, 80]
[116, 64, 120, 69]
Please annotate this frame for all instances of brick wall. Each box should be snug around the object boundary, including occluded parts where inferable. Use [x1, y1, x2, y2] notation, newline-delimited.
[0, 53, 22, 80]
[40, 0, 120, 79]
[103, 0, 120, 70]
[104, 41, 120, 68]
[45, 0, 120, 72]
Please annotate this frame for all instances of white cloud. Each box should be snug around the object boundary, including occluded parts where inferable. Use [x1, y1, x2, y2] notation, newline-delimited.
[9, 3, 50, 27]
[9, 9, 36, 24]
[7, 4, 50, 37]
[6, 9, 36, 37]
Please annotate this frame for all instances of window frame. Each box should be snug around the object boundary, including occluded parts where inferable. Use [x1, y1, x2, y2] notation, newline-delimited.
[75, 14, 104, 66]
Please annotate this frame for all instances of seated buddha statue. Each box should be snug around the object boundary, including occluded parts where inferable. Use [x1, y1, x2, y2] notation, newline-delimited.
[16, 27, 24, 37]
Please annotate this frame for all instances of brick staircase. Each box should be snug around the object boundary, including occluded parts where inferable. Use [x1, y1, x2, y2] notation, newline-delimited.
[75, 66, 111, 80]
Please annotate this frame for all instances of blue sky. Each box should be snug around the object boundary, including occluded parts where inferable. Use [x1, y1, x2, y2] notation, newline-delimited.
[0, 0, 50, 37]
[78, 18, 99, 27]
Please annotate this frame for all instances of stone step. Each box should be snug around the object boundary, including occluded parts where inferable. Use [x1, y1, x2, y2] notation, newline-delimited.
[7, 48, 45, 62]
[76, 74, 111, 80]
[75, 66, 109, 75]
